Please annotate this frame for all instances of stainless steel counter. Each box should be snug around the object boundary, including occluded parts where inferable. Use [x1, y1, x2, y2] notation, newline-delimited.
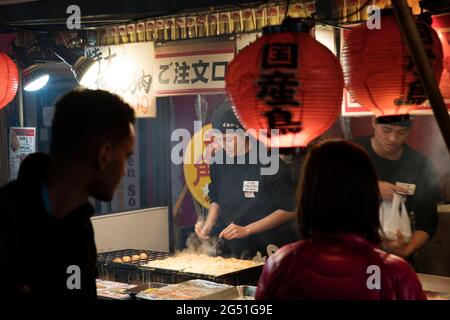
[418, 273, 450, 293]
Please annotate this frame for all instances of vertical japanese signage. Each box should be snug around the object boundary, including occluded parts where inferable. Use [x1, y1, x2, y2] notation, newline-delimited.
[154, 40, 235, 96]
[257, 42, 302, 134]
[109, 122, 140, 213]
[9, 127, 36, 180]
[85, 42, 156, 118]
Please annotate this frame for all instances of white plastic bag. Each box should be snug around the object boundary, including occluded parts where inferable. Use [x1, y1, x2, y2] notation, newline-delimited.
[379, 193, 412, 243]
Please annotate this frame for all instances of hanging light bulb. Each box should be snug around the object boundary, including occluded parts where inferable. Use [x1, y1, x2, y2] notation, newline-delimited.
[11, 43, 49, 92]
[53, 46, 99, 87]
[22, 65, 49, 92]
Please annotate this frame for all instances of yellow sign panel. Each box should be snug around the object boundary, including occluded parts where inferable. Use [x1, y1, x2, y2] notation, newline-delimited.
[183, 124, 217, 209]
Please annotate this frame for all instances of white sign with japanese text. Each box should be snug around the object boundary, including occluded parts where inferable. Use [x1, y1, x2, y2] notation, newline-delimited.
[9, 127, 36, 180]
[85, 42, 156, 118]
[154, 40, 235, 96]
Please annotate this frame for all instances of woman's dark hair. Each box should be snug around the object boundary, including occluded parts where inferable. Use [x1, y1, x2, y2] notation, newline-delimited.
[297, 139, 381, 243]
[50, 89, 135, 159]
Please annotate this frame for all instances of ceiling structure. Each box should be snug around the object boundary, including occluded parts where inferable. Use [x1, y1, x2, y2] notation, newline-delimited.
[0, 0, 266, 33]
[1, 1, 450, 33]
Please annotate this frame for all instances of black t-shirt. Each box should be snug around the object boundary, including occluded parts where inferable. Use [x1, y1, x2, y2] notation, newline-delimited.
[354, 136, 439, 238]
[208, 146, 298, 259]
[0, 153, 97, 300]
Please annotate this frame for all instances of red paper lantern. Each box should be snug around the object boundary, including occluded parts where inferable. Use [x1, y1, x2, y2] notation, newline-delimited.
[226, 27, 344, 148]
[0, 52, 19, 110]
[342, 13, 443, 117]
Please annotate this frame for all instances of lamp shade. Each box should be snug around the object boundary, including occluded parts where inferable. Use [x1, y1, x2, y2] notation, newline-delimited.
[0, 52, 19, 110]
[342, 13, 443, 117]
[226, 29, 344, 148]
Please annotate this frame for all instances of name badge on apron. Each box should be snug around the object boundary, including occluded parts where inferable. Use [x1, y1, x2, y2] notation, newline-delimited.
[243, 181, 259, 198]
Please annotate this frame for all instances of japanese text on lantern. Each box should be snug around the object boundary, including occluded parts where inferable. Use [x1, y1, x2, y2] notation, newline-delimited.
[257, 43, 302, 134]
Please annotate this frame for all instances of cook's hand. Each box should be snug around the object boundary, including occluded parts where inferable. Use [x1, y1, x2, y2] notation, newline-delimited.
[381, 230, 411, 258]
[378, 181, 408, 201]
[219, 223, 250, 240]
[195, 221, 212, 240]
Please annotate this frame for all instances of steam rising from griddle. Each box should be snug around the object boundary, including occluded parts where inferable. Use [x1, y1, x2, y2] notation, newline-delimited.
[182, 233, 222, 256]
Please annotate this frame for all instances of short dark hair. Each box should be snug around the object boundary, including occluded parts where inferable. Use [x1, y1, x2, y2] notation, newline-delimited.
[297, 139, 381, 243]
[50, 89, 135, 159]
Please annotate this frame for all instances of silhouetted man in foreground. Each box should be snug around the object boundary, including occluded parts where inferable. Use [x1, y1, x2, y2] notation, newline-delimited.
[0, 89, 136, 300]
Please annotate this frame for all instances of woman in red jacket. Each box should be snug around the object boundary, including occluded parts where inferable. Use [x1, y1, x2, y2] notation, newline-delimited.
[255, 140, 426, 300]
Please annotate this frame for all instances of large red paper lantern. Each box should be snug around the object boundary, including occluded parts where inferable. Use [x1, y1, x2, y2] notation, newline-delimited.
[226, 24, 344, 148]
[342, 12, 443, 117]
[0, 52, 19, 110]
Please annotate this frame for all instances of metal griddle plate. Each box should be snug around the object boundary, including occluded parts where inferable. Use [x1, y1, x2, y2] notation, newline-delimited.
[140, 263, 264, 279]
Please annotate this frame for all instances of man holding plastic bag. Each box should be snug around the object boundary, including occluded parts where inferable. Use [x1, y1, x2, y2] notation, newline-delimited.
[355, 115, 440, 260]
